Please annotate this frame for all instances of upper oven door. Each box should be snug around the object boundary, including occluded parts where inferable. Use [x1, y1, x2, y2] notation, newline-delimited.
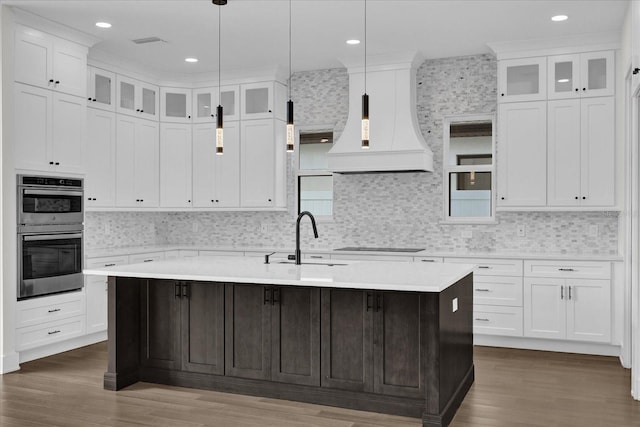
[19, 186, 83, 226]
[18, 231, 84, 300]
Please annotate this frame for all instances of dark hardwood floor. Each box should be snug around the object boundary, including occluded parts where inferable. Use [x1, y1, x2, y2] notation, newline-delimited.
[1, 342, 638, 426]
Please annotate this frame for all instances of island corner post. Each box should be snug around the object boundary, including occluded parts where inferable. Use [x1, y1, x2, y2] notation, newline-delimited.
[103, 272, 474, 427]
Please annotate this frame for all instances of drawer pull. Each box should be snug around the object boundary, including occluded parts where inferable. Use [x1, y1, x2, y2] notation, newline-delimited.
[47, 330, 61, 335]
[475, 318, 490, 322]
[104, 263, 116, 267]
[310, 255, 323, 259]
[47, 308, 61, 313]
[143, 259, 154, 263]
[558, 268, 575, 272]
[421, 259, 435, 262]
[475, 288, 491, 292]
[478, 266, 490, 269]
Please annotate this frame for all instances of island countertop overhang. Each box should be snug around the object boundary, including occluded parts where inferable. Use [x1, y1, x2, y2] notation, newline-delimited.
[84, 255, 474, 293]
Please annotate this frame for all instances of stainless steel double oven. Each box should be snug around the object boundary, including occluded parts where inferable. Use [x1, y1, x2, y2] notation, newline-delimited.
[17, 175, 84, 300]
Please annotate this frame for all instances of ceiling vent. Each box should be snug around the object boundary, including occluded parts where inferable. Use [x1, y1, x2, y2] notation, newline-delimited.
[131, 36, 167, 45]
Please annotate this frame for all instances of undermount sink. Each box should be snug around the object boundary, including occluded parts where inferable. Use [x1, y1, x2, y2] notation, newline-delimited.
[277, 261, 347, 267]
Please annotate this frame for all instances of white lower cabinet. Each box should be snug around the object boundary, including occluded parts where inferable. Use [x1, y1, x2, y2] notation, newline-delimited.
[15, 291, 86, 351]
[85, 255, 129, 334]
[446, 257, 524, 337]
[116, 115, 159, 207]
[523, 260, 611, 343]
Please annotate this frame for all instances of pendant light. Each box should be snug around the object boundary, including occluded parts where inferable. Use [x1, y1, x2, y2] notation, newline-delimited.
[286, 0, 294, 152]
[213, 0, 226, 155]
[361, 0, 369, 149]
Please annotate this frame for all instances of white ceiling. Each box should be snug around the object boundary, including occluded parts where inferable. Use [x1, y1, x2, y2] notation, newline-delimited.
[4, 0, 630, 79]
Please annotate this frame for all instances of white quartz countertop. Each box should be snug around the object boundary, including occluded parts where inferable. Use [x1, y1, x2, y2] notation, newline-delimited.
[84, 255, 475, 293]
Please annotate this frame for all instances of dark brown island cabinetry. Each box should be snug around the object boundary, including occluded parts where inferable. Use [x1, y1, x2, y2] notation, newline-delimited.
[104, 275, 473, 427]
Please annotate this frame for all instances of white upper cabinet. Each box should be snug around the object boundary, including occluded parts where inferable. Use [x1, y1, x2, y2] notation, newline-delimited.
[192, 122, 240, 208]
[547, 97, 614, 207]
[115, 115, 159, 207]
[241, 81, 286, 120]
[240, 119, 286, 208]
[192, 85, 240, 124]
[87, 67, 116, 111]
[498, 57, 546, 103]
[497, 101, 547, 207]
[14, 25, 88, 98]
[160, 123, 193, 207]
[160, 87, 192, 123]
[547, 51, 614, 99]
[14, 83, 85, 174]
[117, 75, 159, 121]
[632, 1, 640, 95]
[86, 109, 117, 207]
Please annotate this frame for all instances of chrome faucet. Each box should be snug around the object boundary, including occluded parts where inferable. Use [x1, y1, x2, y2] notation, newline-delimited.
[295, 211, 319, 265]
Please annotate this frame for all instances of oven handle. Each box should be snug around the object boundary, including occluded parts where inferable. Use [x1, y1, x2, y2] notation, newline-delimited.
[23, 233, 83, 241]
[22, 189, 83, 197]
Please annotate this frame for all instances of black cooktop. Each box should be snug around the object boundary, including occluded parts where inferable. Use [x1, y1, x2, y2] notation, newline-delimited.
[334, 247, 425, 253]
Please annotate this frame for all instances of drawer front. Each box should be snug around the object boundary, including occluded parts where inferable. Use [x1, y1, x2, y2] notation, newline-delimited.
[165, 250, 199, 259]
[445, 257, 523, 276]
[473, 305, 523, 337]
[17, 292, 86, 328]
[474, 276, 523, 307]
[199, 250, 243, 257]
[129, 252, 165, 264]
[524, 260, 611, 279]
[16, 315, 86, 351]
[85, 255, 129, 270]
[413, 256, 444, 263]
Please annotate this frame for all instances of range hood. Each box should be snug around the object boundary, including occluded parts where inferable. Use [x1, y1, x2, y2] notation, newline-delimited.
[328, 52, 433, 173]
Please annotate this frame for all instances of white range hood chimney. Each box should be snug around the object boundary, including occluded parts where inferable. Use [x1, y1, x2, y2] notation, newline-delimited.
[328, 52, 433, 173]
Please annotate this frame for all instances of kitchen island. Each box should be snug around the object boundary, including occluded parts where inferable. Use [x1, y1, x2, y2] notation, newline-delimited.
[85, 256, 475, 427]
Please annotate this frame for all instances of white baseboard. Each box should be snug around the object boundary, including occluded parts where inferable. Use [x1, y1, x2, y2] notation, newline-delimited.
[1, 351, 21, 374]
[474, 334, 621, 358]
[18, 331, 107, 364]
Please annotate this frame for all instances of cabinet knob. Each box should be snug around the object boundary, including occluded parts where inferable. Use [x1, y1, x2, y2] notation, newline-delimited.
[188, 200, 191, 203]
[500, 93, 504, 97]
[55, 80, 60, 85]
[188, 115, 191, 119]
[575, 196, 579, 200]
[575, 88, 579, 92]
[268, 198, 272, 202]
[211, 199, 214, 203]
[92, 98, 97, 102]
[216, 199, 219, 202]
[55, 162, 60, 165]
[582, 88, 586, 91]
[136, 109, 140, 112]
[88, 97, 92, 101]
[49, 161, 54, 165]
[140, 110, 144, 113]
[582, 196, 586, 200]
[500, 197, 505, 200]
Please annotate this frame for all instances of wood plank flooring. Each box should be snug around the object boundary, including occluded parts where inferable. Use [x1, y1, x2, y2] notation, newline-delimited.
[1, 342, 639, 426]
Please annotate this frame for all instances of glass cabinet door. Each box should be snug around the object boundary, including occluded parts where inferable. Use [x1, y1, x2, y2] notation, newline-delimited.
[160, 88, 191, 123]
[88, 67, 116, 111]
[194, 90, 214, 122]
[579, 51, 614, 97]
[547, 54, 579, 99]
[119, 79, 136, 112]
[241, 82, 274, 119]
[140, 84, 158, 119]
[220, 86, 239, 121]
[498, 57, 547, 102]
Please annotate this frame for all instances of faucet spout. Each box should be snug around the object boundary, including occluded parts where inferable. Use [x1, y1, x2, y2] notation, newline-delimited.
[295, 211, 319, 265]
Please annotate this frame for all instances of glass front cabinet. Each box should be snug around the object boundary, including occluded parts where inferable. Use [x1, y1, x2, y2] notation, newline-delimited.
[192, 85, 240, 124]
[547, 51, 614, 99]
[498, 57, 547, 103]
[87, 66, 116, 111]
[160, 87, 192, 123]
[117, 75, 159, 120]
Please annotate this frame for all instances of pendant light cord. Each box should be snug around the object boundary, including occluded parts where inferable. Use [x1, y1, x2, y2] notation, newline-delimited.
[218, 5, 221, 100]
[364, 0, 367, 93]
[289, 0, 292, 99]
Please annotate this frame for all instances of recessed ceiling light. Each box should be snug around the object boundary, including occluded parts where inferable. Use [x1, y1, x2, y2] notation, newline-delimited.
[185, 57, 199, 63]
[346, 39, 361, 45]
[95, 22, 112, 29]
[551, 15, 568, 22]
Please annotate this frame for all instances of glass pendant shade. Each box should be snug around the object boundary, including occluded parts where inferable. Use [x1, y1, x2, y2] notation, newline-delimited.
[361, 93, 369, 149]
[286, 100, 294, 152]
[216, 105, 224, 155]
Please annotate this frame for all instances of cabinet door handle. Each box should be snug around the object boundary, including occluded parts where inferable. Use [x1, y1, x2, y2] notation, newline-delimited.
[478, 266, 490, 269]
[175, 283, 182, 298]
[475, 288, 491, 292]
[263, 287, 271, 305]
[366, 292, 373, 312]
[475, 318, 490, 322]
[143, 259, 153, 263]
[375, 294, 383, 312]
[421, 259, 435, 262]
[561, 286, 564, 300]
[48, 330, 61, 335]
[568, 286, 572, 300]
[104, 263, 116, 267]
[272, 287, 280, 305]
[181, 283, 190, 299]
[47, 308, 61, 313]
[558, 268, 574, 272]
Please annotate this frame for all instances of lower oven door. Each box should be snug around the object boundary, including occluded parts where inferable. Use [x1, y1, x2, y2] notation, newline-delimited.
[18, 231, 83, 300]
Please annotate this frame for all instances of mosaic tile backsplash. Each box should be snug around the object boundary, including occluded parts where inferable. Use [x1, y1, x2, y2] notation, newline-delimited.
[85, 55, 619, 256]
